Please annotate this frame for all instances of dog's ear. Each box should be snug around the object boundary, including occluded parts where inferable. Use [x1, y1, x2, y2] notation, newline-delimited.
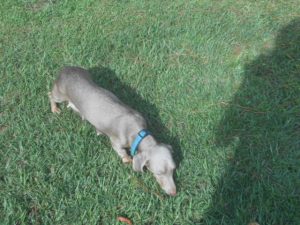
[132, 153, 148, 172]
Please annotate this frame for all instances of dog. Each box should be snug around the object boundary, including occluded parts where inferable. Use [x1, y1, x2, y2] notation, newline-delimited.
[49, 66, 176, 196]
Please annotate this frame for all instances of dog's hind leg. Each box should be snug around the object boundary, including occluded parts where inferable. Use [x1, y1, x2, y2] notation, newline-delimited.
[96, 130, 104, 136]
[49, 84, 66, 114]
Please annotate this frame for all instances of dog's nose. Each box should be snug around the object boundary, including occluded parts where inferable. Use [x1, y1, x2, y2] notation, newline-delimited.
[169, 190, 177, 196]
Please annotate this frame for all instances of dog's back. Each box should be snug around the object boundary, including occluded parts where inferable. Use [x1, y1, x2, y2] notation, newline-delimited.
[52, 66, 146, 137]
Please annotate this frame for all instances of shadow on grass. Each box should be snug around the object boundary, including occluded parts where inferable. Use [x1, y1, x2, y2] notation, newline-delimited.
[88, 66, 183, 168]
[202, 19, 300, 224]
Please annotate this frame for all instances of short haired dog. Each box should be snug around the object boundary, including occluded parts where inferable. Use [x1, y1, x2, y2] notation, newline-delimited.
[49, 66, 176, 196]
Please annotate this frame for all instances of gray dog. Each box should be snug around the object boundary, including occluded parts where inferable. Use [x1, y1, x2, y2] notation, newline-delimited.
[49, 66, 176, 196]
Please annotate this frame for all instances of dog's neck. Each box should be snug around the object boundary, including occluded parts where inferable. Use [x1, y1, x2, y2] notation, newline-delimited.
[129, 131, 157, 154]
[139, 135, 157, 152]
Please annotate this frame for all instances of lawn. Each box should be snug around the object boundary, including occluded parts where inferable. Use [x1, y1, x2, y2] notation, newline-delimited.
[1, 0, 299, 224]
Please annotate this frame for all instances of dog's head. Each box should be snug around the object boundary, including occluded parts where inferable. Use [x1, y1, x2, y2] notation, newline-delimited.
[133, 143, 176, 196]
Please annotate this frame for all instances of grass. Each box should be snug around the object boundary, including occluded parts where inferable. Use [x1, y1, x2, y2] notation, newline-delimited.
[1, 0, 299, 224]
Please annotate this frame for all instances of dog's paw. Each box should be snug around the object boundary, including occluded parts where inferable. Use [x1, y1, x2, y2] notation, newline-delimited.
[51, 105, 61, 114]
[122, 156, 132, 164]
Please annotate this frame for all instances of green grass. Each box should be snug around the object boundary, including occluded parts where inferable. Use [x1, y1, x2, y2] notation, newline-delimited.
[1, 0, 300, 224]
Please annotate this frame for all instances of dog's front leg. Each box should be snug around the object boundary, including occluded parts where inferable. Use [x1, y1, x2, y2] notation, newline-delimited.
[110, 139, 132, 163]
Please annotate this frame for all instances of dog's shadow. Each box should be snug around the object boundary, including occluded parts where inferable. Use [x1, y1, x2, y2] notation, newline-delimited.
[88, 67, 183, 169]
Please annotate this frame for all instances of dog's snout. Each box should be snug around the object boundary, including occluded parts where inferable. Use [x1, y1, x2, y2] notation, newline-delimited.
[156, 174, 177, 196]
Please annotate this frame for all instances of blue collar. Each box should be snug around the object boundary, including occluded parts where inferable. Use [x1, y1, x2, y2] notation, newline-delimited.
[130, 129, 151, 156]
